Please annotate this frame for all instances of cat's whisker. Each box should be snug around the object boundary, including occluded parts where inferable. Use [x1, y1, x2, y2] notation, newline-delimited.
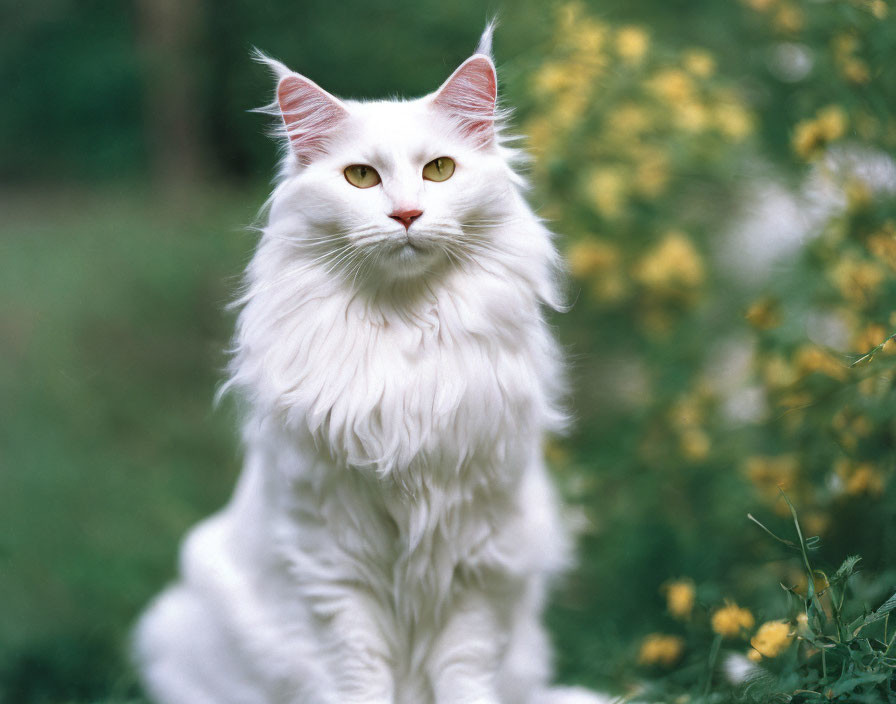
[322, 247, 363, 278]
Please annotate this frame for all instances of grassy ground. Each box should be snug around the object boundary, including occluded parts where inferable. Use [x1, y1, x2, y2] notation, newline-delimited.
[0, 187, 264, 702]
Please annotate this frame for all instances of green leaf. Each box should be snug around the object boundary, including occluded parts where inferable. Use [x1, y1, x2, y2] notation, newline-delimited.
[830, 555, 862, 586]
[863, 590, 896, 627]
[829, 672, 889, 696]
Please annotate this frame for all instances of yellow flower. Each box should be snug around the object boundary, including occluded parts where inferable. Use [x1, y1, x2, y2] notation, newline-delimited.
[745, 455, 799, 500]
[681, 428, 711, 461]
[568, 239, 627, 303]
[649, 69, 694, 103]
[663, 579, 696, 620]
[804, 512, 830, 538]
[833, 408, 874, 451]
[832, 33, 859, 61]
[745, 297, 781, 330]
[552, 91, 591, 130]
[762, 355, 797, 389]
[532, 62, 571, 98]
[607, 103, 652, 137]
[683, 49, 716, 78]
[616, 26, 649, 63]
[633, 150, 670, 198]
[829, 255, 885, 307]
[794, 571, 829, 598]
[836, 460, 886, 496]
[817, 105, 848, 140]
[584, 167, 627, 218]
[714, 102, 754, 141]
[792, 106, 848, 159]
[634, 232, 705, 292]
[794, 345, 848, 381]
[793, 120, 824, 159]
[773, 4, 805, 32]
[590, 274, 628, 303]
[870, 0, 889, 19]
[638, 634, 685, 666]
[570, 18, 608, 55]
[867, 221, 896, 270]
[712, 601, 755, 638]
[843, 58, 871, 84]
[525, 117, 554, 157]
[751, 620, 793, 658]
[853, 323, 893, 354]
[670, 395, 702, 429]
[747, 648, 763, 663]
[567, 239, 620, 279]
[675, 100, 710, 132]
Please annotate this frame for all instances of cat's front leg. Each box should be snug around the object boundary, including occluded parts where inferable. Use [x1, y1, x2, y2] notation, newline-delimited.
[314, 586, 396, 704]
[427, 589, 510, 704]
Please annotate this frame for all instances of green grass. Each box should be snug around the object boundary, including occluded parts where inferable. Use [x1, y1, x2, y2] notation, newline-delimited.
[0, 187, 262, 702]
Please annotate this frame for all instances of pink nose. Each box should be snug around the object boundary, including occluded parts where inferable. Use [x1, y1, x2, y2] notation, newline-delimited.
[389, 209, 423, 230]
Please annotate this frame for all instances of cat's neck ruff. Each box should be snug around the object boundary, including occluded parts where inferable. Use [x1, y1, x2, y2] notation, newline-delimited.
[226, 216, 564, 482]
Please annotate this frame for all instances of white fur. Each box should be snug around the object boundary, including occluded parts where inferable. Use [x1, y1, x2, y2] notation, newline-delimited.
[134, 31, 609, 704]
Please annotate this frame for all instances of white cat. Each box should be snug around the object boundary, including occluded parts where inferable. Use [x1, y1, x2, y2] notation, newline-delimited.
[133, 26, 607, 704]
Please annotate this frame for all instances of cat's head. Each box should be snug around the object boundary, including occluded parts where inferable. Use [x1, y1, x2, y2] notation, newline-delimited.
[257, 25, 526, 284]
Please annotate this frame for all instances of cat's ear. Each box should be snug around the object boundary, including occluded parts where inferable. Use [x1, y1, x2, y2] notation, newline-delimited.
[432, 53, 498, 147]
[276, 72, 348, 164]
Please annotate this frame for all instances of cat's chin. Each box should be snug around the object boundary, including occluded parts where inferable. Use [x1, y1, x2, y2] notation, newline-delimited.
[375, 239, 444, 280]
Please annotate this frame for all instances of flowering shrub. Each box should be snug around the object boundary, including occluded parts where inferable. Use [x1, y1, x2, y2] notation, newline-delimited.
[633, 502, 896, 701]
[521, 0, 895, 699]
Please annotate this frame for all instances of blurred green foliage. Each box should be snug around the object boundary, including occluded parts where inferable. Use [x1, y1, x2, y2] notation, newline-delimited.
[1, 0, 895, 702]
[524, 0, 896, 699]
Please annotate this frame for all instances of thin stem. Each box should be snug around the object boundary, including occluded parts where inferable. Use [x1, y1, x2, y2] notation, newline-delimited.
[747, 513, 799, 550]
[702, 634, 722, 698]
[886, 629, 896, 658]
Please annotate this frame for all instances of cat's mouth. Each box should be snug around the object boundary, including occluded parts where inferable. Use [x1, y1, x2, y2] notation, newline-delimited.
[382, 231, 436, 254]
[347, 226, 456, 280]
[391, 237, 436, 261]
[372, 232, 444, 276]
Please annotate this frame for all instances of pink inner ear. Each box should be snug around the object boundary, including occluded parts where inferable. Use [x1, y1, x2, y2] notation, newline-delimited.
[433, 56, 498, 145]
[277, 75, 347, 163]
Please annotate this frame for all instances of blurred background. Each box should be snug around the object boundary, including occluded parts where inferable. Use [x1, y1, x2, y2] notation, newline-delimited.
[1, 1, 894, 702]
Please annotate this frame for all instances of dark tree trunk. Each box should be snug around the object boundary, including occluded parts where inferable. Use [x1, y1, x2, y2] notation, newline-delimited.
[135, 0, 207, 192]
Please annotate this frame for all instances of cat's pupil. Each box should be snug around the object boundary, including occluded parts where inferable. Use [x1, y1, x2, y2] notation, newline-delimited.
[359, 166, 367, 178]
[435, 159, 443, 172]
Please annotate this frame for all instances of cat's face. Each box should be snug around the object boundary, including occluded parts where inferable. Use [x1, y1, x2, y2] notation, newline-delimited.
[269, 49, 516, 282]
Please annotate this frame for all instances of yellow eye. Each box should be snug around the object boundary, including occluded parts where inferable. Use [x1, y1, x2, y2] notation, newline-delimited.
[344, 164, 381, 188]
[422, 156, 455, 182]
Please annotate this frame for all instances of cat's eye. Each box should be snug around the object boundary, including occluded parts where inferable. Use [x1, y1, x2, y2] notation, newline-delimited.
[344, 164, 381, 189]
[422, 157, 455, 182]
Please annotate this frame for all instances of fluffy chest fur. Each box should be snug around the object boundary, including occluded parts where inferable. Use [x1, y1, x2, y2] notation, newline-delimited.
[228, 234, 563, 481]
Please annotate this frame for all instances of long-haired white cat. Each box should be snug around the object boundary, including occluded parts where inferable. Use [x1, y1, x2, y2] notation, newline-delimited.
[134, 26, 606, 704]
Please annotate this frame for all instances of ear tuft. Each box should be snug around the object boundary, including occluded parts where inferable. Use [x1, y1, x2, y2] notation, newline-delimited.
[276, 74, 348, 164]
[475, 19, 497, 58]
[432, 55, 498, 146]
